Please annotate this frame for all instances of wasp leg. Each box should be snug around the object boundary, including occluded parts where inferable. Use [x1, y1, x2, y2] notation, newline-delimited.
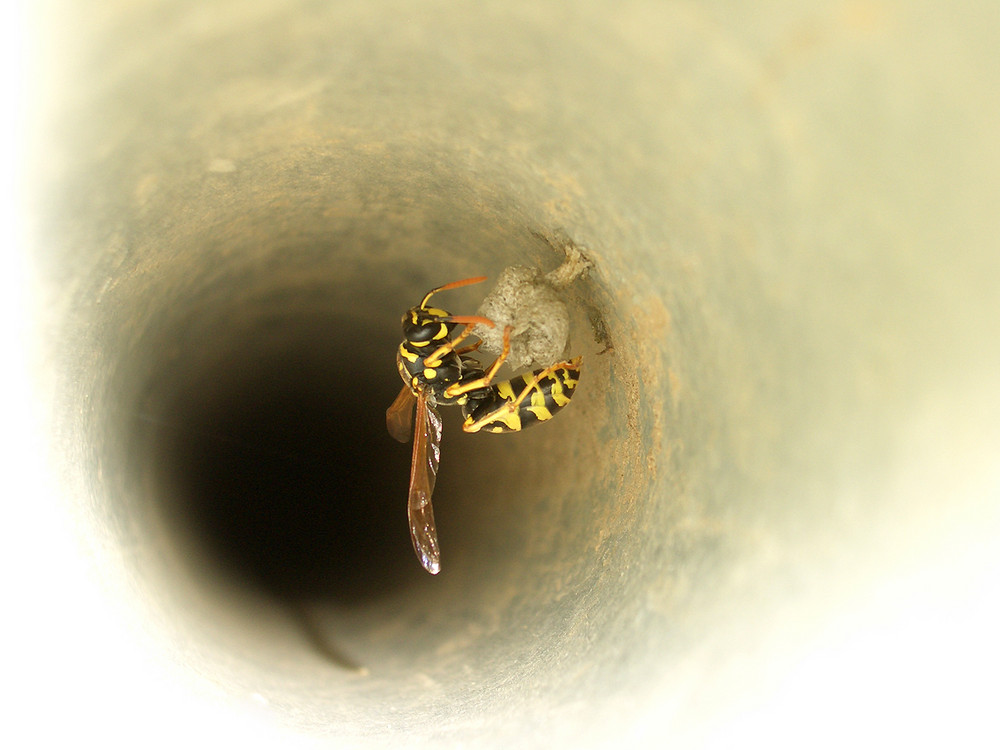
[424, 328, 474, 368]
[444, 325, 513, 398]
[423, 315, 495, 368]
[453, 340, 483, 356]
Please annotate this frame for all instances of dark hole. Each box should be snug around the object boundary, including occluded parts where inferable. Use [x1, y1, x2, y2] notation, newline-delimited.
[148, 313, 419, 604]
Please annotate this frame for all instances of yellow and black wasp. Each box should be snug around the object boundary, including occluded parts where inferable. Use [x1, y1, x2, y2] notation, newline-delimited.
[386, 276, 582, 574]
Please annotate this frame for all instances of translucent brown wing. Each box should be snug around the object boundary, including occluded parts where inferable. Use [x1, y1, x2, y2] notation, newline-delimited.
[386, 385, 416, 443]
[408, 392, 443, 574]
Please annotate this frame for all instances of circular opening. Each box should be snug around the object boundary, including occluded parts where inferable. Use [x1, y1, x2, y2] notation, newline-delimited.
[65, 157, 656, 736]
[147, 306, 417, 603]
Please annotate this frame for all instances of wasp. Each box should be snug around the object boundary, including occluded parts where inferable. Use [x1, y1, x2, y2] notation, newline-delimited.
[386, 276, 582, 574]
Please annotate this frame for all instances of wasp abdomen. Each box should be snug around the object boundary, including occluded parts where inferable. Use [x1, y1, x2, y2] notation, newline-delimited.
[462, 358, 581, 434]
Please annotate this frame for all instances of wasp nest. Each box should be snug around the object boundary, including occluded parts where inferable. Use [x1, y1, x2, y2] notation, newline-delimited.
[471, 241, 592, 371]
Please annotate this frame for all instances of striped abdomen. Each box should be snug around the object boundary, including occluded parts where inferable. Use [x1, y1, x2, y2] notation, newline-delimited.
[461, 358, 581, 434]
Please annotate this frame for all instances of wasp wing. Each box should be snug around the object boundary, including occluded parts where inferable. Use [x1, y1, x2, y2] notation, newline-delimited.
[386, 385, 416, 443]
[408, 393, 443, 574]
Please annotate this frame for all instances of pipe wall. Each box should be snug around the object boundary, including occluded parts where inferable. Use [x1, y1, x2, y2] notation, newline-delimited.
[13, 2, 1000, 747]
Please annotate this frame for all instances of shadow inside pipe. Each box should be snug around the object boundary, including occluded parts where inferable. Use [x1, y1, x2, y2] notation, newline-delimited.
[143, 312, 421, 605]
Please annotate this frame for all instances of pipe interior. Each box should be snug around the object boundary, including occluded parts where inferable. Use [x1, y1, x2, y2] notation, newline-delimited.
[38, 2, 1000, 746]
[57, 149, 661, 737]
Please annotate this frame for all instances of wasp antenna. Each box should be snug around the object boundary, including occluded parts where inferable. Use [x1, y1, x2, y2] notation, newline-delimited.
[441, 314, 496, 329]
[420, 276, 487, 308]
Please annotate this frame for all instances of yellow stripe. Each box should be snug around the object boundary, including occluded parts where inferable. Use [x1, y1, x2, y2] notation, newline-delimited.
[466, 405, 521, 433]
[498, 410, 522, 430]
[550, 380, 571, 407]
[496, 381, 517, 401]
[526, 405, 553, 421]
[559, 370, 579, 389]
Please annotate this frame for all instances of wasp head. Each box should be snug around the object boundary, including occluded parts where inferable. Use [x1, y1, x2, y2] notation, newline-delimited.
[402, 306, 458, 344]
